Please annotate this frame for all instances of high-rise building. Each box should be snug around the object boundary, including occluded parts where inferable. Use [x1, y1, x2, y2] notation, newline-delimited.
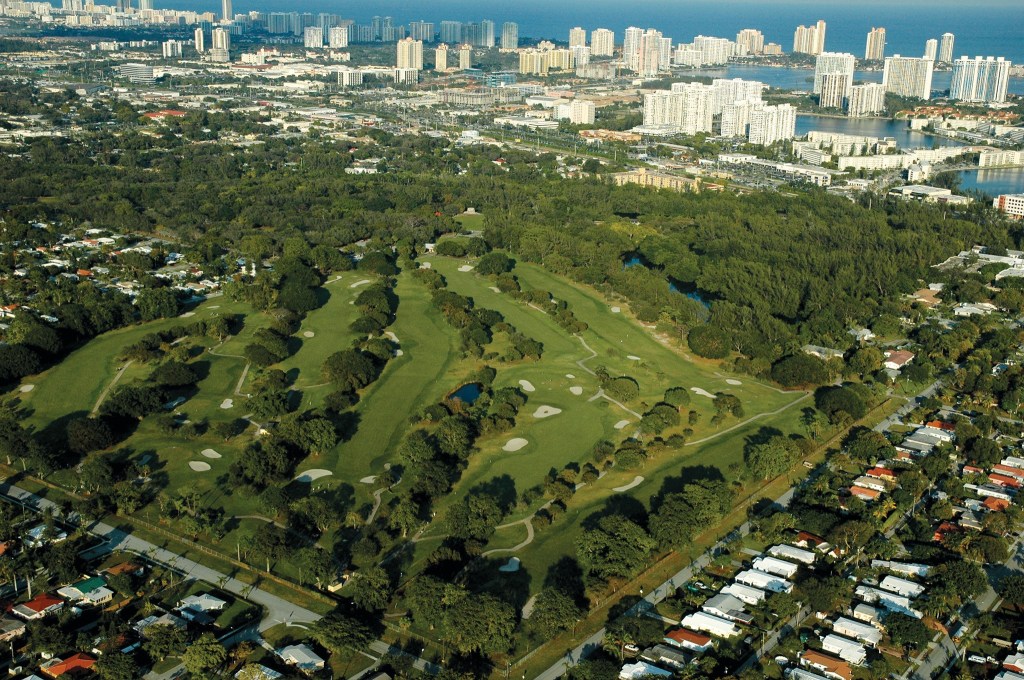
[569, 27, 587, 48]
[865, 27, 885, 61]
[819, 72, 851, 108]
[591, 28, 614, 57]
[848, 83, 886, 117]
[624, 28, 669, 76]
[951, 55, 1011, 103]
[501, 22, 518, 50]
[434, 44, 448, 71]
[161, 39, 182, 58]
[458, 43, 472, 70]
[622, 27, 644, 71]
[119, 63, 154, 84]
[643, 78, 764, 136]
[924, 38, 938, 61]
[115, 0, 129, 12]
[439, 21, 462, 44]
[882, 55, 934, 100]
[994, 194, 1024, 219]
[328, 26, 349, 48]
[138, 0, 152, 10]
[813, 52, 855, 94]
[571, 46, 591, 67]
[555, 100, 596, 125]
[396, 37, 423, 70]
[480, 20, 495, 48]
[938, 33, 955, 63]
[736, 29, 764, 55]
[749, 104, 796, 145]
[212, 26, 230, 51]
[304, 26, 323, 49]
[793, 20, 826, 55]
[220, 0, 230, 22]
[409, 20, 434, 41]
[194, 27, 205, 53]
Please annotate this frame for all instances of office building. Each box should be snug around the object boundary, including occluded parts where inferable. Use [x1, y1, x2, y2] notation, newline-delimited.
[194, 27, 205, 53]
[848, 83, 886, 117]
[409, 20, 433, 41]
[883, 55, 933, 99]
[569, 27, 587, 48]
[793, 20, 826, 55]
[328, 26, 349, 48]
[459, 43, 472, 69]
[939, 33, 955, 63]
[439, 21, 462, 44]
[393, 68, 418, 85]
[555, 99, 596, 125]
[924, 38, 937, 61]
[813, 52, 855, 94]
[119, 62, 154, 84]
[501, 22, 518, 50]
[749, 103, 796, 145]
[865, 27, 885, 61]
[951, 56, 1011, 103]
[819, 72, 852, 109]
[220, 0, 230, 22]
[434, 44, 448, 71]
[396, 37, 423, 70]
[591, 28, 614, 57]
[736, 29, 764, 55]
[338, 68, 363, 87]
[304, 26, 323, 49]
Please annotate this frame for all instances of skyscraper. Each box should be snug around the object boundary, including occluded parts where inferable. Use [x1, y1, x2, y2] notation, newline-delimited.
[115, 0, 129, 12]
[138, 0, 152, 10]
[569, 27, 587, 48]
[501, 22, 518, 50]
[882, 55, 933, 100]
[793, 20, 826, 55]
[865, 27, 885, 61]
[591, 28, 614, 57]
[304, 26, 323, 49]
[736, 29, 764, 55]
[434, 44, 448, 70]
[622, 27, 643, 71]
[458, 44, 472, 69]
[194, 27, 205, 53]
[924, 38, 938, 61]
[328, 26, 349, 48]
[439, 21, 462, 44]
[819, 72, 851, 109]
[220, 0, 230, 22]
[212, 26, 230, 50]
[396, 37, 423, 69]
[813, 52, 855, 94]
[409, 21, 434, 41]
[749, 104, 796, 145]
[848, 83, 886, 117]
[480, 20, 495, 48]
[938, 33, 955, 63]
[951, 56, 1011, 103]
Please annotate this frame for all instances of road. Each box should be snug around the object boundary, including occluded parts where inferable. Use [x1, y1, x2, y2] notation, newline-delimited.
[873, 377, 945, 434]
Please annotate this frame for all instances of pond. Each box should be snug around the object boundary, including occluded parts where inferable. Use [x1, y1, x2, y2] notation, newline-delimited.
[449, 382, 483, 404]
[623, 254, 710, 308]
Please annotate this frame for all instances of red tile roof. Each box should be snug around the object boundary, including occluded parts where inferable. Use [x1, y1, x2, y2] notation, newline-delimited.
[926, 420, 956, 431]
[989, 473, 1021, 488]
[983, 497, 1010, 512]
[802, 649, 853, 680]
[22, 594, 62, 613]
[42, 652, 96, 678]
[665, 627, 712, 647]
[849, 486, 881, 500]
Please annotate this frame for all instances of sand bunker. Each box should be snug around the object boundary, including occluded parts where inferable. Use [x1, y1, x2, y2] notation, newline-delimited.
[570, 386, 584, 396]
[503, 438, 529, 452]
[691, 387, 716, 398]
[303, 331, 315, 338]
[726, 379, 742, 385]
[627, 355, 641, 361]
[349, 279, 371, 288]
[294, 469, 333, 483]
[360, 475, 378, 484]
[518, 380, 536, 392]
[220, 399, 233, 409]
[458, 265, 474, 272]
[179, 311, 195, 318]
[613, 475, 645, 493]
[395, 349, 404, 357]
[499, 557, 521, 573]
[489, 287, 501, 293]
[188, 461, 211, 472]
[533, 406, 562, 418]
[200, 448, 222, 459]
[614, 419, 631, 430]
[384, 331, 399, 343]
[208, 305, 220, 310]
[19, 384, 34, 393]
[565, 374, 575, 379]
[522, 595, 537, 619]
[610, 306, 621, 313]
[419, 261, 432, 269]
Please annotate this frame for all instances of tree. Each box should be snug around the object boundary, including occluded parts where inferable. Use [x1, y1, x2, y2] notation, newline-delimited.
[142, 624, 189, 661]
[322, 349, 380, 391]
[576, 514, 656, 580]
[296, 547, 335, 589]
[997, 574, 1024, 607]
[78, 454, 115, 492]
[311, 611, 373, 653]
[930, 561, 987, 610]
[447, 494, 502, 541]
[687, 324, 731, 359]
[350, 566, 392, 612]
[663, 386, 690, 407]
[530, 588, 584, 637]
[796, 576, 853, 613]
[136, 288, 180, 321]
[149, 360, 198, 387]
[771, 354, 828, 387]
[475, 252, 514, 275]
[182, 633, 226, 676]
[849, 347, 884, 376]
[95, 652, 140, 680]
[744, 435, 797, 480]
[886, 613, 931, 651]
[66, 417, 115, 455]
[441, 594, 516, 654]
[101, 385, 163, 419]
[815, 385, 867, 421]
[845, 427, 895, 463]
[649, 480, 732, 548]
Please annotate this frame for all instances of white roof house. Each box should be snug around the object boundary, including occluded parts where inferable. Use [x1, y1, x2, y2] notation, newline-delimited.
[853, 476, 887, 493]
[790, 670, 832, 680]
[701, 593, 752, 624]
[856, 585, 923, 619]
[735, 569, 793, 593]
[1003, 456, 1024, 469]
[853, 603, 884, 626]
[178, 593, 227, 613]
[680, 612, 741, 638]
[871, 560, 931, 578]
[618, 661, 673, 679]
[879, 575, 926, 599]
[833, 617, 883, 647]
[768, 544, 816, 565]
[277, 644, 325, 672]
[752, 556, 800, 579]
[821, 634, 867, 665]
[721, 582, 767, 606]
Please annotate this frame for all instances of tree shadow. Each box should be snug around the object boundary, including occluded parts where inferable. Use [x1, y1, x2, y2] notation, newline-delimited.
[583, 495, 648, 529]
[469, 474, 518, 515]
[649, 464, 726, 514]
[544, 556, 587, 605]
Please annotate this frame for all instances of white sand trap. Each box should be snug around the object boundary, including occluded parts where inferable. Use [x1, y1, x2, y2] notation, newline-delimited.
[499, 557, 521, 573]
[522, 594, 537, 620]
[395, 349, 404, 357]
[489, 286, 501, 293]
[303, 331, 315, 338]
[457, 265, 474, 272]
[219, 398, 233, 409]
[208, 305, 220, 310]
[613, 475, 644, 493]
[179, 311, 196, 318]
[627, 355, 642, 361]
[570, 386, 584, 396]
[349, 279, 371, 288]
[610, 306, 621, 313]
[360, 475, 377, 484]
[533, 406, 562, 418]
[691, 387, 716, 398]
[726, 379, 742, 386]
[566, 374, 575, 379]
[188, 461, 211, 472]
[19, 384, 34, 393]
[503, 438, 529, 452]
[614, 419, 631, 430]
[384, 331, 399, 343]
[200, 448, 222, 459]
[518, 380, 536, 392]
[294, 469, 333, 483]
[419, 262, 432, 269]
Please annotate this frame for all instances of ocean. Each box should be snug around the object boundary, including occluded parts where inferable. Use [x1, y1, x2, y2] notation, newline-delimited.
[165, 0, 1024, 63]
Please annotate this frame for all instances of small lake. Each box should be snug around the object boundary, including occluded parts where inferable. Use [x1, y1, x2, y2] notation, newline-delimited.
[794, 115, 963, 149]
[624, 255, 709, 307]
[449, 382, 482, 404]
[958, 168, 1024, 198]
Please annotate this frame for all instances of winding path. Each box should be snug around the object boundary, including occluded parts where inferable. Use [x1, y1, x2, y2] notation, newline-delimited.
[575, 336, 643, 418]
[208, 342, 251, 397]
[90, 360, 133, 415]
[683, 392, 810, 447]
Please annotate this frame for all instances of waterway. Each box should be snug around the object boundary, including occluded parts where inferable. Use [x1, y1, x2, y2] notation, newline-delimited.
[794, 115, 963, 149]
[958, 169, 1024, 197]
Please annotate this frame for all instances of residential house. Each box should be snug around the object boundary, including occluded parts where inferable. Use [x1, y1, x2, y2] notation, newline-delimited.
[277, 644, 326, 673]
[177, 592, 227, 623]
[852, 603, 883, 627]
[879, 576, 925, 599]
[57, 576, 113, 606]
[855, 585, 922, 618]
[752, 556, 800, 579]
[234, 664, 283, 680]
[12, 594, 64, 620]
[848, 328, 876, 343]
[768, 544, 816, 565]
[639, 644, 689, 670]
[701, 594, 753, 625]
[721, 583, 767, 606]
[989, 473, 1021, 489]
[618, 661, 672, 679]
[883, 350, 915, 371]
[853, 476, 887, 493]
[790, 670, 833, 680]
[848, 486, 881, 502]
[870, 561, 930, 578]
[679, 612, 741, 638]
[993, 464, 1024, 481]
[1005, 654, 1024, 673]
[663, 628, 713, 653]
[25, 525, 67, 548]
[39, 653, 96, 678]
[134, 612, 187, 634]
[865, 468, 897, 482]
[800, 649, 853, 680]
[821, 634, 868, 665]
[734, 569, 793, 593]
[0, 617, 26, 642]
[833, 617, 882, 647]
